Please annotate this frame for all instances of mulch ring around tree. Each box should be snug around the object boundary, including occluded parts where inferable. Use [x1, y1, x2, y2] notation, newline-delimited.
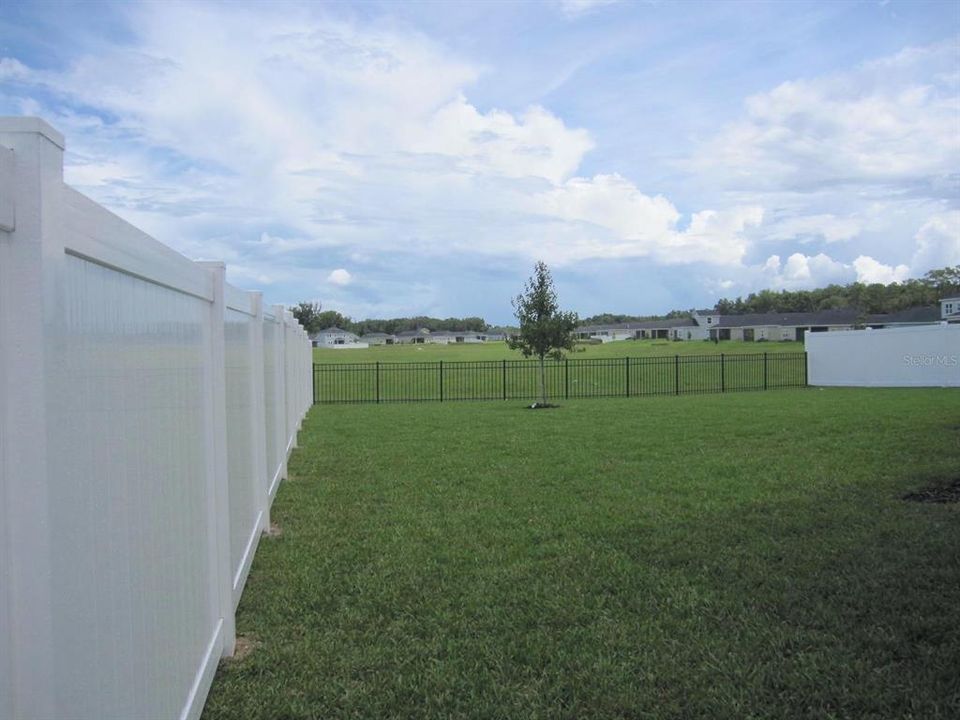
[903, 478, 960, 504]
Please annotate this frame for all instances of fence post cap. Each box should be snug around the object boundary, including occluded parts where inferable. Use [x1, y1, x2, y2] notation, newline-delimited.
[0, 117, 65, 149]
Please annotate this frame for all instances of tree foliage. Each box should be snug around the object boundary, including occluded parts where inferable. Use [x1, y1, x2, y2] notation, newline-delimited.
[712, 266, 959, 316]
[508, 261, 578, 406]
[291, 301, 324, 335]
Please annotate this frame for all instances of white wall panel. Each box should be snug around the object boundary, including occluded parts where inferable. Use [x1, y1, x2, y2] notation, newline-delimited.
[807, 324, 960, 387]
[44, 255, 216, 718]
[263, 316, 281, 495]
[225, 305, 262, 604]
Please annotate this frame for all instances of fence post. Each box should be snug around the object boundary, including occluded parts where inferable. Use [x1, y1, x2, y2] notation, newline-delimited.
[625, 356, 630, 397]
[720, 353, 725, 392]
[0, 117, 64, 718]
[439, 361, 443, 402]
[502, 359, 507, 401]
[763, 352, 768, 390]
[249, 292, 270, 534]
[272, 304, 288, 488]
[565, 358, 569, 400]
[376, 361, 380, 403]
[674, 354, 680, 395]
[198, 262, 236, 657]
[803, 351, 808, 387]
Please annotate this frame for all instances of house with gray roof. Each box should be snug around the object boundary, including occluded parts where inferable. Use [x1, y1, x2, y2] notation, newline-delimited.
[574, 301, 949, 344]
[395, 328, 432, 344]
[360, 332, 396, 345]
[311, 326, 367, 349]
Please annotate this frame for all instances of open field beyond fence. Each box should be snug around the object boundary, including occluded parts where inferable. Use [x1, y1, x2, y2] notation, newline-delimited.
[314, 352, 807, 404]
[204, 388, 960, 720]
[313, 338, 805, 364]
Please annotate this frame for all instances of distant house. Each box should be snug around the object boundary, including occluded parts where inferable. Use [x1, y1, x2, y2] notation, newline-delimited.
[941, 297, 960, 322]
[396, 328, 431, 344]
[451, 330, 487, 344]
[485, 327, 518, 342]
[311, 326, 367, 349]
[866, 306, 943, 329]
[575, 302, 948, 343]
[574, 323, 642, 342]
[360, 332, 396, 346]
[430, 330, 457, 345]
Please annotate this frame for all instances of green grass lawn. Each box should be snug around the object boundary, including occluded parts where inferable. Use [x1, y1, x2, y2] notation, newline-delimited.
[314, 338, 805, 364]
[204, 388, 960, 719]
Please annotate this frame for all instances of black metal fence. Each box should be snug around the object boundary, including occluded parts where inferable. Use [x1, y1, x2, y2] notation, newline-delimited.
[313, 352, 807, 404]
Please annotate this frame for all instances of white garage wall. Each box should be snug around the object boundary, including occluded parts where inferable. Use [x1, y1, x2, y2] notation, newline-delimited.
[806, 324, 959, 387]
[0, 118, 313, 719]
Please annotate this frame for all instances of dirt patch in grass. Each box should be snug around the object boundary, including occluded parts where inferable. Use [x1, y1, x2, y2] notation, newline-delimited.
[224, 635, 260, 664]
[903, 478, 960, 504]
[265, 522, 283, 538]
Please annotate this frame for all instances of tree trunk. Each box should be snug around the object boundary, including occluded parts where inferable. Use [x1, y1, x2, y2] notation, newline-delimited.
[539, 355, 547, 405]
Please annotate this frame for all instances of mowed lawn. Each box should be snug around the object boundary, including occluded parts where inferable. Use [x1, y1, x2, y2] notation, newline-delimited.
[313, 338, 805, 364]
[204, 388, 960, 720]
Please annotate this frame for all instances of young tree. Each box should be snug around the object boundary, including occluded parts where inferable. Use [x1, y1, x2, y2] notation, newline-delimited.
[509, 261, 579, 406]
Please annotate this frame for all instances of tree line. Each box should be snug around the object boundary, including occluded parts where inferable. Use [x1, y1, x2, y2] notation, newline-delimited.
[290, 304, 492, 337]
[713, 266, 958, 316]
[293, 265, 959, 335]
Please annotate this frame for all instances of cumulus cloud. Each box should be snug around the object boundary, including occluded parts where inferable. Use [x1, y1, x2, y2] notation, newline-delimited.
[697, 40, 960, 196]
[760, 252, 851, 290]
[327, 268, 352, 286]
[534, 173, 762, 265]
[911, 211, 960, 272]
[852, 255, 911, 284]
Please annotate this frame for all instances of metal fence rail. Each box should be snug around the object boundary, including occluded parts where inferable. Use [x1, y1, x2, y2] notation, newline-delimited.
[313, 352, 807, 404]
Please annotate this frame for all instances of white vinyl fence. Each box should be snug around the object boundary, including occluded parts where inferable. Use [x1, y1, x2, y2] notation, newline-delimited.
[0, 118, 313, 720]
[806, 323, 959, 387]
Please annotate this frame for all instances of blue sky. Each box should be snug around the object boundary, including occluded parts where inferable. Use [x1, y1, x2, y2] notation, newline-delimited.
[1, 0, 958, 323]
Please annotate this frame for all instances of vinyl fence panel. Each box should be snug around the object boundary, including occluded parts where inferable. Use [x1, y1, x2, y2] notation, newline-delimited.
[806, 324, 959, 387]
[0, 118, 312, 720]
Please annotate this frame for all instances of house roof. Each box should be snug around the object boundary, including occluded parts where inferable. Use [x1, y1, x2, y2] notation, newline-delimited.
[577, 318, 697, 332]
[867, 307, 940, 324]
[396, 328, 431, 337]
[361, 332, 394, 338]
[318, 326, 354, 334]
[716, 309, 860, 328]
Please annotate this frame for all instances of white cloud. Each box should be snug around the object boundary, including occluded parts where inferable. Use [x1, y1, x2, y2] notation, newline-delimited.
[327, 268, 352, 286]
[911, 211, 960, 273]
[697, 40, 960, 195]
[557, 0, 623, 18]
[761, 252, 851, 290]
[763, 213, 862, 244]
[533, 173, 762, 265]
[852, 255, 911, 284]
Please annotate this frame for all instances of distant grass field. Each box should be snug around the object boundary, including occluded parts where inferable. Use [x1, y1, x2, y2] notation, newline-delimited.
[313, 338, 805, 364]
[204, 388, 960, 720]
